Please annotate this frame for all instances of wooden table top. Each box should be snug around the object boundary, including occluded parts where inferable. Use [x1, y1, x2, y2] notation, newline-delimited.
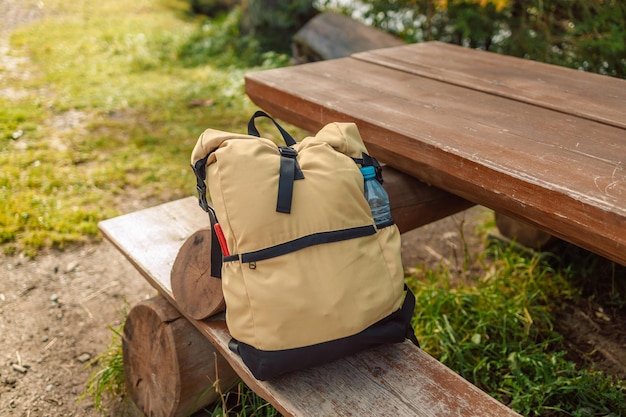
[245, 41, 626, 266]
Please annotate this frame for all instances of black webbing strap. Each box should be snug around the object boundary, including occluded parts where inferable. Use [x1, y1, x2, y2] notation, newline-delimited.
[240, 225, 376, 263]
[192, 156, 211, 212]
[191, 157, 222, 278]
[402, 284, 420, 346]
[353, 152, 384, 184]
[276, 147, 305, 213]
[206, 206, 222, 279]
[247, 111, 304, 214]
[247, 110, 297, 146]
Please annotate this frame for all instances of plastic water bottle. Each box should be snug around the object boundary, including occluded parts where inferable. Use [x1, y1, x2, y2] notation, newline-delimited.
[360, 166, 393, 228]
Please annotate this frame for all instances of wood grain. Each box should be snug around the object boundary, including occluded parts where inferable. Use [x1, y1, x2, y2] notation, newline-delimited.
[100, 197, 521, 417]
[244, 45, 626, 266]
[171, 227, 225, 320]
[353, 41, 626, 129]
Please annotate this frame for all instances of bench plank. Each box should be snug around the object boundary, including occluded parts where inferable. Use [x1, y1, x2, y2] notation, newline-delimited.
[99, 197, 521, 417]
[245, 53, 626, 266]
[353, 41, 626, 129]
[98, 197, 209, 293]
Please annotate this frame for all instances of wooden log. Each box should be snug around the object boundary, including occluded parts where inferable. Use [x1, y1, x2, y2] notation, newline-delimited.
[383, 165, 475, 233]
[171, 227, 225, 320]
[292, 12, 404, 64]
[123, 296, 239, 417]
[495, 212, 557, 249]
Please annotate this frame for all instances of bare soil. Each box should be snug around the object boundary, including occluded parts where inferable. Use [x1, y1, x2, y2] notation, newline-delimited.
[0, 245, 154, 417]
[1, 2, 625, 416]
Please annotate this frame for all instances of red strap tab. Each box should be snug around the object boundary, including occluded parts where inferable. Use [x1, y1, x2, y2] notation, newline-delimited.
[213, 223, 230, 257]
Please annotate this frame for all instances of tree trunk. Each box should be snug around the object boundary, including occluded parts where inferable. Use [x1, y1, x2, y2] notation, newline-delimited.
[291, 12, 403, 63]
[123, 296, 238, 417]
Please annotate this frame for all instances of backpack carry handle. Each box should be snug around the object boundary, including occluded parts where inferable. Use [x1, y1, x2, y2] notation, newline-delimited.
[247, 110, 303, 214]
[248, 110, 297, 146]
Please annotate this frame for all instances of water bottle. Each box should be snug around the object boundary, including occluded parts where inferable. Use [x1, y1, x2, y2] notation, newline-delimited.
[360, 166, 393, 228]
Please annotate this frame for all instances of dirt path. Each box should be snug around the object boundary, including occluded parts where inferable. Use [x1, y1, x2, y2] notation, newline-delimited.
[1, 246, 155, 416]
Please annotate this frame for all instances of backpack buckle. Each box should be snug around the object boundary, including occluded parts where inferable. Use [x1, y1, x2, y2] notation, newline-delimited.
[196, 183, 210, 212]
[278, 146, 298, 158]
[276, 147, 305, 214]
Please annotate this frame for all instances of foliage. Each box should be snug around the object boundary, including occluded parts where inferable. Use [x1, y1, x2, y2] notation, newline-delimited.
[239, 0, 318, 54]
[189, 0, 238, 17]
[178, 7, 291, 68]
[321, 0, 626, 78]
[407, 241, 626, 416]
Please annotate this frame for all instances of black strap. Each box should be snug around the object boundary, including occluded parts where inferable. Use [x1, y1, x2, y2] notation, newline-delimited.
[191, 156, 222, 278]
[207, 206, 222, 279]
[247, 110, 297, 146]
[402, 284, 419, 346]
[247, 110, 304, 214]
[192, 157, 211, 212]
[240, 225, 376, 263]
[276, 147, 305, 213]
[353, 152, 384, 184]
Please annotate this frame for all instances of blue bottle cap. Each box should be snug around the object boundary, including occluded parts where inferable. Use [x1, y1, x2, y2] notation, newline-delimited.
[360, 166, 376, 179]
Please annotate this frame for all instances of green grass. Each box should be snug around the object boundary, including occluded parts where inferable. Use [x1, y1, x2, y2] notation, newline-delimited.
[205, 381, 281, 417]
[407, 240, 626, 416]
[4, 1, 625, 416]
[1, 0, 288, 256]
[80, 323, 127, 414]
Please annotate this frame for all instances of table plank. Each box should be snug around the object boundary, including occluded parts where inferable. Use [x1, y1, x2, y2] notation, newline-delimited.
[99, 197, 521, 417]
[354, 42, 626, 129]
[245, 57, 626, 266]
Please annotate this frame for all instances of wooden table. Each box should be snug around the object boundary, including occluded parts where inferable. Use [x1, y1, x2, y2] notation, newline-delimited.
[245, 41, 626, 266]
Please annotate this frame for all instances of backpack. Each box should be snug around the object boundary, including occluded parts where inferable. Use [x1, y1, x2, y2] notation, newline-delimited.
[191, 111, 418, 380]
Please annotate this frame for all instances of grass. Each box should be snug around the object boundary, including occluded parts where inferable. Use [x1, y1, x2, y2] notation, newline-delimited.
[408, 240, 626, 416]
[206, 381, 281, 417]
[1, 0, 287, 257]
[80, 324, 127, 414]
[3, 1, 625, 416]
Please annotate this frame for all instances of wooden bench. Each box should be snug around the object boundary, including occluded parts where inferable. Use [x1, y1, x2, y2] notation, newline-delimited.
[245, 41, 626, 266]
[99, 196, 520, 417]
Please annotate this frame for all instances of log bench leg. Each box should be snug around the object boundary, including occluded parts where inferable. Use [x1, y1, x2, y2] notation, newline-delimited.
[123, 296, 239, 417]
[495, 212, 557, 249]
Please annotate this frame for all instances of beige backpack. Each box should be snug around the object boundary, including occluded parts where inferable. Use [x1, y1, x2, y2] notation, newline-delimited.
[191, 111, 417, 380]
